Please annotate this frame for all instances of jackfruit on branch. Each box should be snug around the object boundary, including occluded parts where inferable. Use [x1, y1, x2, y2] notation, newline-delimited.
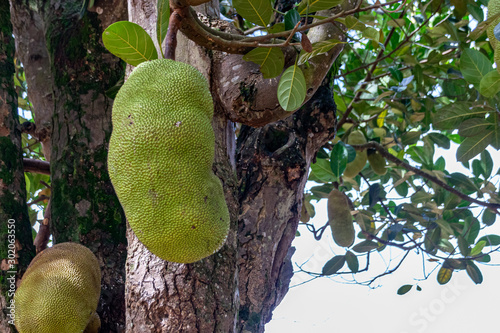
[328, 189, 355, 248]
[343, 130, 367, 178]
[367, 148, 387, 175]
[488, 0, 500, 73]
[14, 242, 101, 333]
[107, 59, 230, 264]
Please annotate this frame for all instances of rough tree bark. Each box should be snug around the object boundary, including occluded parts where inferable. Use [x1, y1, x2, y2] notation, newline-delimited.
[0, 2, 36, 331]
[9, 0, 128, 331]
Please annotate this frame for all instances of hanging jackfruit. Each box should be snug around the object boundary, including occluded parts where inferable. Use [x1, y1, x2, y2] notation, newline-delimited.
[108, 59, 230, 264]
[343, 130, 367, 178]
[328, 189, 355, 247]
[14, 242, 101, 333]
[367, 149, 387, 175]
[488, 0, 500, 73]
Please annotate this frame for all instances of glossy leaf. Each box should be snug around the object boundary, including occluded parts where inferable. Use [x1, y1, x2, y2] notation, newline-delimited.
[277, 65, 307, 111]
[479, 70, 500, 97]
[437, 266, 453, 285]
[397, 284, 412, 295]
[352, 240, 379, 253]
[233, 0, 273, 26]
[477, 234, 500, 246]
[330, 143, 348, 177]
[156, 0, 169, 55]
[297, 0, 344, 15]
[345, 251, 359, 273]
[322, 255, 346, 275]
[465, 261, 483, 284]
[459, 48, 492, 86]
[243, 47, 285, 79]
[102, 21, 158, 66]
[298, 39, 344, 65]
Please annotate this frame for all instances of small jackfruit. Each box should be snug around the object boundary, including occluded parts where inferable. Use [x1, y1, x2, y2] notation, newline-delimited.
[108, 59, 230, 263]
[14, 242, 101, 333]
[367, 149, 387, 175]
[343, 130, 367, 178]
[328, 189, 355, 247]
[488, 0, 500, 72]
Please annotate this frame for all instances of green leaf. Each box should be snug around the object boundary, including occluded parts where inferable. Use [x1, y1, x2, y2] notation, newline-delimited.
[458, 118, 490, 137]
[102, 21, 158, 66]
[345, 251, 359, 273]
[480, 150, 493, 178]
[456, 136, 492, 162]
[427, 133, 450, 149]
[479, 70, 500, 97]
[330, 143, 348, 177]
[437, 265, 453, 285]
[465, 261, 483, 284]
[477, 234, 500, 246]
[310, 158, 336, 182]
[397, 284, 412, 295]
[297, 0, 344, 15]
[284, 8, 300, 31]
[457, 235, 470, 256]
[470, 240, 486, 257]
[401, 131, 421, 146]
[459, 48, 492, 86]
[322, 255, 345, 275]
[232, 0, 273, 27]
[277, 65, 307, 111]
[482, 209, 497, 226]
[488, 116, 500, 149]
[463, 216, 480, 244]
[352, 240, 379, 253]
[156, 0, 169, 56]
[433, 103, 488, 130]
[298, 39, 344, 65]
[242, 47, 285, 79]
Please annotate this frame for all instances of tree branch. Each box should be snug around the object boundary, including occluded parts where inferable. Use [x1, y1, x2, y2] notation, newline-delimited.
[352, 141, 500, 212]
[23, 158, 50, 175]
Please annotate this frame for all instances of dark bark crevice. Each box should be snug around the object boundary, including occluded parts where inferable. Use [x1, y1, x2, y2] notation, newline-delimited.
[236, 84, 337, 332]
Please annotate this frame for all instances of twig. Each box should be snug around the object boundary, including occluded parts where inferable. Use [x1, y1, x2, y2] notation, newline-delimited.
[353, 141, 500, 212]
[165, 9, 183, 60]
[34, 199, 51, 253]
[23, 158, 50, 175]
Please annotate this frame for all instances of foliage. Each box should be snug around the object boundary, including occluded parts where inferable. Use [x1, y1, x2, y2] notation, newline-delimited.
[23, 0, 500, 294]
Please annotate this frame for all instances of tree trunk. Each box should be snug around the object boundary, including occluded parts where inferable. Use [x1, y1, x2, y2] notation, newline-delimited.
[9, 0, 128, 331]
[0, 2, 36, 331]
[124, 2, 342, 332]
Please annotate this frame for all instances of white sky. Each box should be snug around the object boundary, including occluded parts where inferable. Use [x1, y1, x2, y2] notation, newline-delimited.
[268, 146, 500, 332]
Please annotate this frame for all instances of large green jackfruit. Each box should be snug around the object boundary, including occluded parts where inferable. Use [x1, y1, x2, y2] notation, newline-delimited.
[108, 59, 230, 264]
[488, 0, 500, 73]
[328, 189, 355, 247]
[343, 130, 367, 178]
[14, 242, 101, 333]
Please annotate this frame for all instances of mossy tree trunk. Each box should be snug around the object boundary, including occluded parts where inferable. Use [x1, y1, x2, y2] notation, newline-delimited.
[0, 1, 36, 331]
[9, 0, 128, 331]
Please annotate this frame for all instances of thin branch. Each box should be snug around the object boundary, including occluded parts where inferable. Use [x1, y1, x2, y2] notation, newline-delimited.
[164, 9, 183, 60]
[23, 158, 50, 175]
[352, 141, 500, 212]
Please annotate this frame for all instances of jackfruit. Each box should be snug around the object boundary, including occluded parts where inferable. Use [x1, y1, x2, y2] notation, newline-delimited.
[367, 149, 387, 175]
[488, 0, 500, 73]
[328, 189, 355, 247]
[343, 130, 367, 178]
[108, 59, 230, 264]
[14, 242, 101, 333]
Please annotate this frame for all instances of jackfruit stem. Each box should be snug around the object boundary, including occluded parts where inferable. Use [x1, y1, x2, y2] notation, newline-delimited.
[165, 8, 183, 60]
